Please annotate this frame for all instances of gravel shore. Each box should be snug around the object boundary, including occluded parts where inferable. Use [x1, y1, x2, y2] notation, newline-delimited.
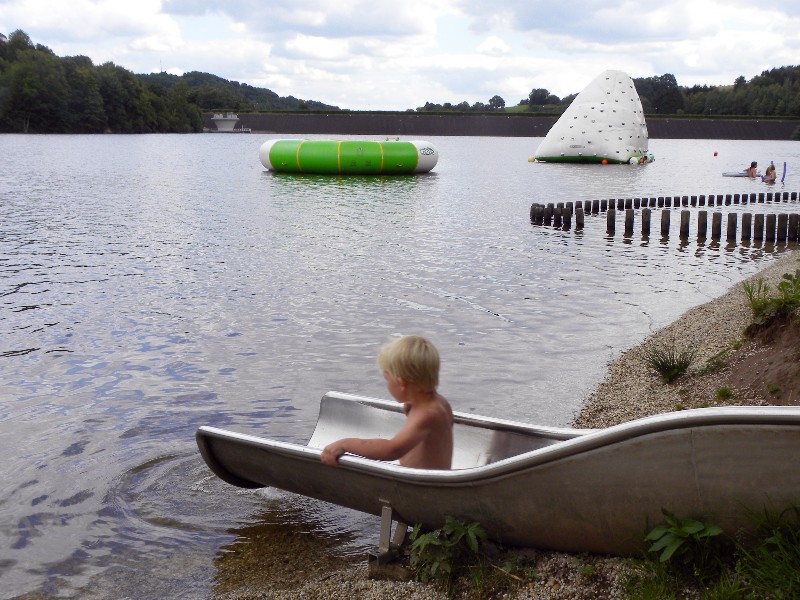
[215, 249, 800, 600]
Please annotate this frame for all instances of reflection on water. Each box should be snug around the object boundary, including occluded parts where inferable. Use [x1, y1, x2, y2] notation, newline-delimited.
[1, 133, 798, 597]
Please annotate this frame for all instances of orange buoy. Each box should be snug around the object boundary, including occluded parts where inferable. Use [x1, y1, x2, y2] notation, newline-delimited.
[601, 159, 608, 165]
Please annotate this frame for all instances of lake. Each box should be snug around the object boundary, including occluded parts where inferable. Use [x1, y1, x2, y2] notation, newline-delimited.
[1, 133, 798, 598]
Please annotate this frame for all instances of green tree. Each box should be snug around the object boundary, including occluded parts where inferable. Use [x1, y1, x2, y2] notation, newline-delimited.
[96, 62, 152, 132]
[62, 55, 107, 132]
[634, 73, 684, 114]
[166, 81, 203, 132]
[4, 29, 34, 62]
[527, 87, 559, 107]
[3, 48, 68, 132]
[488, 94, 505, 110]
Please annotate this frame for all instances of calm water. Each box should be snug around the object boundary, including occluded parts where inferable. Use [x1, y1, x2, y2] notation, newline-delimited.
[1, 133, 798, 598]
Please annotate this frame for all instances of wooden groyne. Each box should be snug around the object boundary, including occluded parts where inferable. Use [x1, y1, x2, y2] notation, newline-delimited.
[530, 191, 800, 243]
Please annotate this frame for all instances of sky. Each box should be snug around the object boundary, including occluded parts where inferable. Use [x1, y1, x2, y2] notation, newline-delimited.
[1, 0, 799, 111]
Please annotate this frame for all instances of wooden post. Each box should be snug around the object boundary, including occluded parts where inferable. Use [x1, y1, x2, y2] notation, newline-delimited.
[625, 208, 634, 235]
[625, 198, 632, 209]
[699, 194, 706, 206]
[750, 193, 757, 203]
[680, 210, 690, 239]
[634, 198, 641, 209]
[600, 199, 608, 212]
[725, 194, 732, 206]
[691, 195, 697, 206]
[711, 212, 722, 240]
[788, 214, 799, 241]
[697, 211, 708, 239]
[741, 213, 752, 241]
[607, 208, 616, 234]
[754, 214, 765, 241]
[765, 214, 776, 242]
[727, 213, 737, 241]
[706, 195, 713, 206]
[777, 214, 788, 242]
[544, 203, 553, 225]
[642, 208, 651, 237]
[617, 199, 624, 210]
[733, 193, 740, 204]
[566, 201, 574, 215]
[553, 206, 563, 228]
[682, 196, 689, 207]
[758, 193, 765, 203]
[576, 207, 585, 230]
[592, 199, 599, 214]
[661, 209, 670, 237]
[657, 197, 664, 208]
[584, 200, 591, 213]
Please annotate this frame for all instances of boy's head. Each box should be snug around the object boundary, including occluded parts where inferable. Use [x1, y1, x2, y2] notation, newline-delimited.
[378, 335, 439, 392]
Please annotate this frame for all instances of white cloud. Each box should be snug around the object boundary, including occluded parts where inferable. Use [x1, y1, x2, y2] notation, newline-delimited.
[477, 36, 510, 57]
[282, 34, 350, 60]
[1, 0, 798, 110]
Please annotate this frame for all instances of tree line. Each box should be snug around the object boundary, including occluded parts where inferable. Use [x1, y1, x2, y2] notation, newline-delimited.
[0, 29, 337, 134]
[2, 28, 799, 134]
[516, 70, 800, 118]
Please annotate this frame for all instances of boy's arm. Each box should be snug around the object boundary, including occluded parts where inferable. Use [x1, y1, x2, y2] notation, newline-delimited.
[320, 410, 433, 466]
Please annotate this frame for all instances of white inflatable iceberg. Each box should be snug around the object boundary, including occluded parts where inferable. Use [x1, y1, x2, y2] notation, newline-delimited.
[534, 70, 648, 164]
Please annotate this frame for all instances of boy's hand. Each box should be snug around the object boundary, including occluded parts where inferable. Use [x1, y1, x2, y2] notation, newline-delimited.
[321, 443, 345, 466]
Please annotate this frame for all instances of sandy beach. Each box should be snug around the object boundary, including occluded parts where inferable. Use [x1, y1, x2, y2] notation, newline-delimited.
[214, 248, 800, 600]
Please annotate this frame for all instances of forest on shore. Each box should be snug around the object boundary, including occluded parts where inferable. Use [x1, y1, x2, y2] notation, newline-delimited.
[1, 29, 799, 134]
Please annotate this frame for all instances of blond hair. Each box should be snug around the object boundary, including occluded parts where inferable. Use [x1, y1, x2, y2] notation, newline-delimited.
[377, 335, 439, 391]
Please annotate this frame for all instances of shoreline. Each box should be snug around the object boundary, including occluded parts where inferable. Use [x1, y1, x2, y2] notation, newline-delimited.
[214, 248, 800, 600]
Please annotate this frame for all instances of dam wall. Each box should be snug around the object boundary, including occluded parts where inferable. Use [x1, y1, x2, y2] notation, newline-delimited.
[204, 112, 799, 140]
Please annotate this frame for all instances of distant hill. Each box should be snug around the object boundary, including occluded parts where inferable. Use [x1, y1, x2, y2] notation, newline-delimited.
[137, 71, 340, 112]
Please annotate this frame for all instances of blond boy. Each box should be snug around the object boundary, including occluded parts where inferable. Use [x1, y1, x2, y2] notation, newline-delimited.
[321, 336, 453, 470]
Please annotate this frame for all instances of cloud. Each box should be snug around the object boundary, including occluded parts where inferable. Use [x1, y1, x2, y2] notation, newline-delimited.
[476, 36, 510, 57]
[2, 0, 799, 110]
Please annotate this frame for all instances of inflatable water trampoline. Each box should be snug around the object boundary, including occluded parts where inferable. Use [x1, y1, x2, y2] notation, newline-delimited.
[259, 139, 439, 175]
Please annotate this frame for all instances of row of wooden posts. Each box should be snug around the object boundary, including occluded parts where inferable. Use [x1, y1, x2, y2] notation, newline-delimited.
[530, 196, 800, 243]
[558, 190, 798, 214]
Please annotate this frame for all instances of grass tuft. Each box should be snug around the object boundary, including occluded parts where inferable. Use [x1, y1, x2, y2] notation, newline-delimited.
[643, 338, 697, 383]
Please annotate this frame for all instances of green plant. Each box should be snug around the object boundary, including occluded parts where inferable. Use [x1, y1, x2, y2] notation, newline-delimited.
[409, 517, 488, 587]
[643, 339, 697, 383]
[767, 384, 781, 395]
[715, 386, 734, 400]
[743, 268, 800, 329]
[646, 509, 724, 566]
[734, 506, 800, 598]
[630, 506, 800, 598]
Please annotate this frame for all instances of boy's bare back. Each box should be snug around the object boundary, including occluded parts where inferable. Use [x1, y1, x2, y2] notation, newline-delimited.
[397, 393, 453, 469]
